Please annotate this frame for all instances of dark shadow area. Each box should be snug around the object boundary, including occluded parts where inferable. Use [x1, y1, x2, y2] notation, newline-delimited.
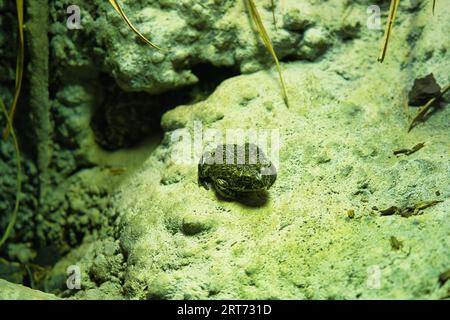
[279, 54, 301, 63]
[216, 190, 270, 208]
[189, 63, 240, 103]
[91, 64, 240, 151]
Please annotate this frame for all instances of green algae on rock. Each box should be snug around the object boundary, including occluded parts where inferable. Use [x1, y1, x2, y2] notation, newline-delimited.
[0, 0, 449, 300]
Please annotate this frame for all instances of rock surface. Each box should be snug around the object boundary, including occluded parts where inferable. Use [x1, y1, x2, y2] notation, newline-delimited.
[0, 279, 59, 300]
[104, 2, 449, 299]
[51, 0, 352, 94]
[2, 0, 449, 300]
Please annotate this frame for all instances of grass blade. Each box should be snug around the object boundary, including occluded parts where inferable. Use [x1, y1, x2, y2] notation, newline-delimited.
[109, 0, 163, 50]
[377, 0, 399, 63]
[271, 0, 277, 28]
[2, 0, 24, 140]
[0, 97, 22, 249]
[246, 0, 289, 107]
[432, 0, 436, 16]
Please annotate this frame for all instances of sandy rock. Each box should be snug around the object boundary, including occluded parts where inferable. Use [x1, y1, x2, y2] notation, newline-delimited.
[108, 2, 450, 299]
[0, 279, 60, 300]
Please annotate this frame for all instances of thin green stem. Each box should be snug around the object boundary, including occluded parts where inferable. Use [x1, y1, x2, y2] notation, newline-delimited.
[3, 0, 24, 140]
[0, 97, 22, 249]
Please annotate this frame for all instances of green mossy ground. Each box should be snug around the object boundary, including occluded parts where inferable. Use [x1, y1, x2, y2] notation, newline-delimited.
[0, 0, 449, 299]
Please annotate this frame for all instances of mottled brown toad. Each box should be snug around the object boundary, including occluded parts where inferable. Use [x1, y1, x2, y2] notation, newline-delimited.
[198, 143, 277, 199]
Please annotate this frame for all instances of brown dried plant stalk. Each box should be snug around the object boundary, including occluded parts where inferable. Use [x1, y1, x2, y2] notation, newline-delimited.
[377, 0, 399, 63]
[408, 84, 450, 132]
[246, 0, 289, 107]
[109, 0, 162, 50]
